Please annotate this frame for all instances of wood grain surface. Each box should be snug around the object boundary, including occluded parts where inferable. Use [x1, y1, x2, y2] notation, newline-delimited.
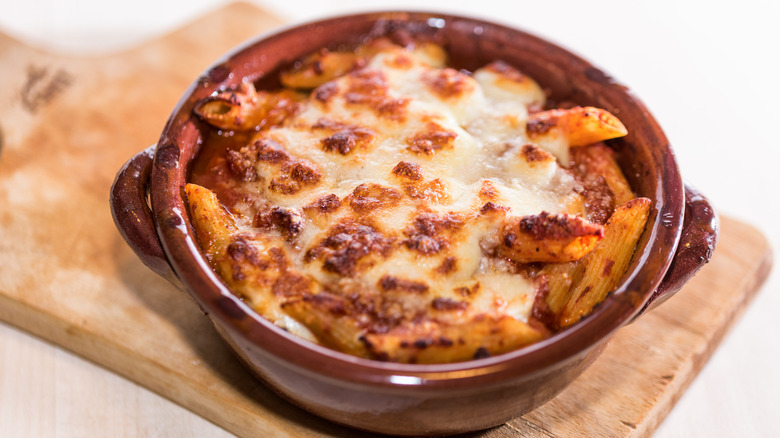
[0, 3, 772, 437]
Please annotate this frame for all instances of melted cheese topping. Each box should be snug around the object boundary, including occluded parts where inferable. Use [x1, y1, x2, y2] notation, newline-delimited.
[187, 41, 620, 363]
[245, 52, 575, 303]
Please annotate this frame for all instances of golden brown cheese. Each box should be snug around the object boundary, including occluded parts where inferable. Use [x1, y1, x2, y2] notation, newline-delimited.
[188, 39, 648, 363]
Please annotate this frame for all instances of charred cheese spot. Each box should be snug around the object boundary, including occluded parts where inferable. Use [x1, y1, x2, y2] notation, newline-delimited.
[302, 193, 343, 229]
[502, 143, 559, 187]
[268, 175, 300, 194]
[226, 138, 289, 181]
[268, 159, 321, 195]
[289, 161, 320, 184]
[391, 161, 423, 180]
[313, 118, 375, 155]
[480, 201, 510, 216]
[343, 70, 410, 121]
[454, 282, 480, 297]
[295, 292, 348, 316]
[478, 180, 500, 201]
[272, 272, 315, 297]
[384, 52, 415, 69]
[406, 122, 458, 155]
[306, 220, 395, 277]
[379, 275, 430, 294]
[526, 115, 558, 136]
[423, 68, 475, 100]
[431, 297, 469, 314]
[252, 138, 289, 162]
[521, 143, 555, 165]
[305, 193, 341, 214]
[225, 146, 258, 182]
[435, 256, 458, 275]
[253, 205, 303, 239]
[347, 183, 402, 213]
[403, 212, 463, 255]
[227, 236, 270, 271]
[404, 178, 448, 203]
[313, 82, 339, 104]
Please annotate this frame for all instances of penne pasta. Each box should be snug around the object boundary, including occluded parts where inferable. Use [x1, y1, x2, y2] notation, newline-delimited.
[361, 316, 547, 364]
[539, 259, 583, 318]
[184, 183, 238, 255]
[527, 106, 628, 147]
[558, 197, 652, 327]
[498, 212, 604, 263]
[571, 143, 635, 212]
[194, 82, 302, 131]
[280, 49, 360, 90]
[282, 294, 372, 358]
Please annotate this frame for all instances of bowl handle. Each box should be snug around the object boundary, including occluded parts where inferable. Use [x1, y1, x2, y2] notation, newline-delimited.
[110, 145, 179, 285]
[637, 184, 719, 317]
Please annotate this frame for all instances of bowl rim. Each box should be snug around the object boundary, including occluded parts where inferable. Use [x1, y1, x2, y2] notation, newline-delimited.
[148, 10, 684, 389]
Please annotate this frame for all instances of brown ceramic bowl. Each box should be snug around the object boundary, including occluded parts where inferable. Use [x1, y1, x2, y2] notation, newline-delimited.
[110, 11, 718, 436]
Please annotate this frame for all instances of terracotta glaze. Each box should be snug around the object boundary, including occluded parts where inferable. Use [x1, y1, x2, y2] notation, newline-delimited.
[110, 11, 718, 435]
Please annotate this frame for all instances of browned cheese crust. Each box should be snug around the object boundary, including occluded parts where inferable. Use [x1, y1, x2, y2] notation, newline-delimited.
[186, 37, 648, 363]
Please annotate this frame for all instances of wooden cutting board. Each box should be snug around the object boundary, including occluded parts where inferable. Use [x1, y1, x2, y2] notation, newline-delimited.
[0, 3, 772, 437]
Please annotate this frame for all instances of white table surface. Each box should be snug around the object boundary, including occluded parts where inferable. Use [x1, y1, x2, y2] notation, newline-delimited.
[1, 0, 778, 436]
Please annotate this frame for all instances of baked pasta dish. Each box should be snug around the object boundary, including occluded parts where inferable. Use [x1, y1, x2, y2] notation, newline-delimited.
[185, 37, 651, 364]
